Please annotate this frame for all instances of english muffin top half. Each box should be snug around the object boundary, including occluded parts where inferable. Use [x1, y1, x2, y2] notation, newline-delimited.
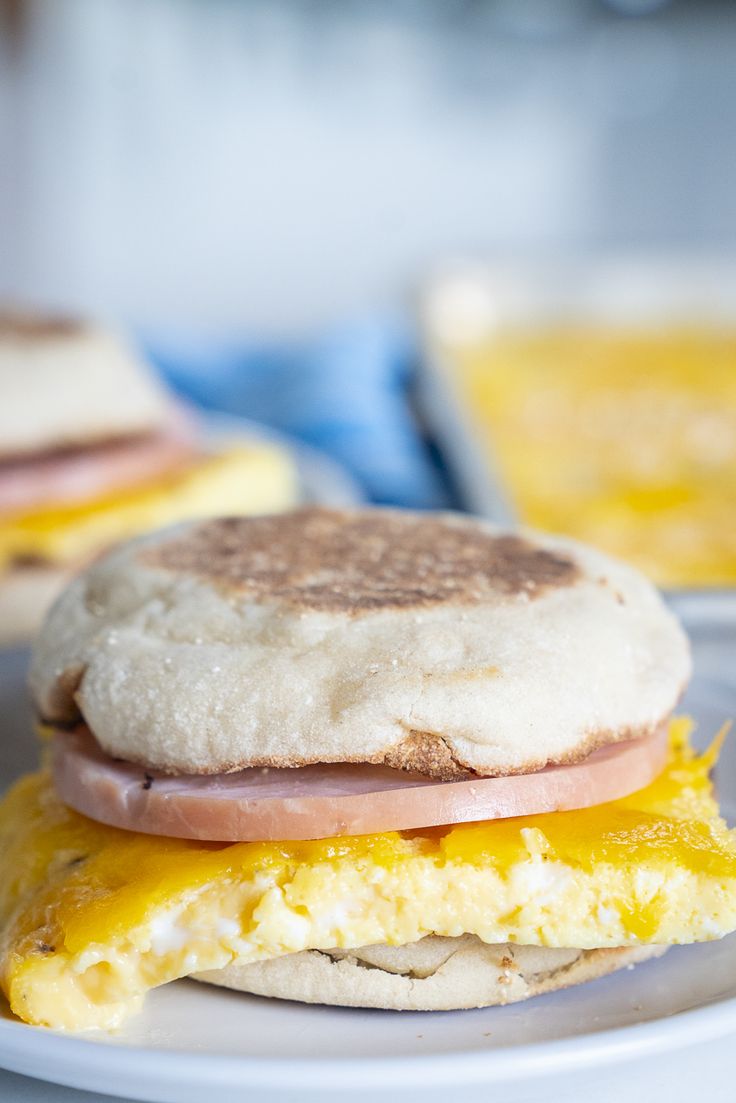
[0, 311, 170, 459]
[29, 507, 690, 778]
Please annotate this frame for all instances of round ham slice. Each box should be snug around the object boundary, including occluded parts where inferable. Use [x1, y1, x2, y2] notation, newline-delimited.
[51, 724, 669, 842]
[0, 410, 197, 516]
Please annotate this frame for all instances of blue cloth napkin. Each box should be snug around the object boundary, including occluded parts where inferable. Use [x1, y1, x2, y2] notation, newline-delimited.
[145, 319, 455, 510]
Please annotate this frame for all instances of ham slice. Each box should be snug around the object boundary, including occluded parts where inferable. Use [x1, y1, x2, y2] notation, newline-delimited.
[0, 411, 197, 516]
[52, 724, 669, 842]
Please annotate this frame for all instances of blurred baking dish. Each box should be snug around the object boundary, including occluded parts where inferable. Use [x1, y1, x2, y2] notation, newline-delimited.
[421, 259, 736, 591]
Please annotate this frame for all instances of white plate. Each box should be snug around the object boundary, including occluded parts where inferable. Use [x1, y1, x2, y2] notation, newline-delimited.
[1, 635, 735, 1102]
[200, 410, 365, 509]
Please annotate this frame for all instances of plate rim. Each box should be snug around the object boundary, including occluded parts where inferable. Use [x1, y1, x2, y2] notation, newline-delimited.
[2, 968, 736, 1097]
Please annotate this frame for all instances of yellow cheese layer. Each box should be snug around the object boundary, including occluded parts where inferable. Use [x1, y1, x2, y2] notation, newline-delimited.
[0, 719, 735, 1030]
[446, 328, 736, 586]
[0, 445, 297, 572]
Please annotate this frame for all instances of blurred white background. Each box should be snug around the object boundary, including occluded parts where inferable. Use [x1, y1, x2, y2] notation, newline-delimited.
[0, 0, 734, 334]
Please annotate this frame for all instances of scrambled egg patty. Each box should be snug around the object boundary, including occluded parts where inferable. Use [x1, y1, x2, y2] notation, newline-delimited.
[447, 327, 736, 586]
[0, 444, 297, 571]
[1, 720, 734, 1030]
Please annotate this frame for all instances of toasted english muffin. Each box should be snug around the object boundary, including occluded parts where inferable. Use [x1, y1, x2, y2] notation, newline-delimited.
[0, 310, 170, 459]
[195, 936, 667, 1011]
[29, 507, 690, 778]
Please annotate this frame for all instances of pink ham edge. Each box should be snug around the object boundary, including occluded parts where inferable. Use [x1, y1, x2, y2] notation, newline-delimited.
[51, 724, 670, 842]
[0, 408, 198, 516]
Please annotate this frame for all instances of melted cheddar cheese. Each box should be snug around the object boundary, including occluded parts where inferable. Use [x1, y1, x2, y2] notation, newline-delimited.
[1, 719, 735, 1030]
[0, 445, 297, 572]
[446, 328, 736, 586]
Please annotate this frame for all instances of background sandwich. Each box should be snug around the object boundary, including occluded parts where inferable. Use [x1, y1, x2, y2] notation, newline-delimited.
[1, 507, 735, 1029]
[0, 311, 297, 643]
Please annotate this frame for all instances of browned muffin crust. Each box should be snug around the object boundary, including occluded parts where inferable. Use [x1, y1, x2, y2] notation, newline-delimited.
[142, 508, 581, 614]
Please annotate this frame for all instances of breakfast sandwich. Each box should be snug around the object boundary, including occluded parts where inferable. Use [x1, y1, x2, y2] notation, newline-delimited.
[1, 507, 736, 1031]
[0, 311, 297, 643]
